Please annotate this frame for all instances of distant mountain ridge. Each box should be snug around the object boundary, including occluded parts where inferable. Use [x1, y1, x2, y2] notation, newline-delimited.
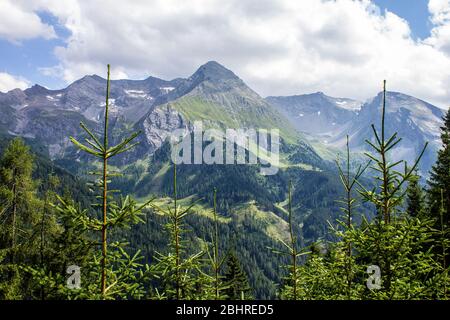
[267, 91, 445, 174]
[266, 92, 361, 135]
[0, 61, 445, 175]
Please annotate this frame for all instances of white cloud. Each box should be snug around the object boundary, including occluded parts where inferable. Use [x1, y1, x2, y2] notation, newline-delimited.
[426, 0, 450, 55]
[21, 0, 450, 108]
[429, 0, 450, 25]
[0, 72, 30, 92]
[0, 0, 56, 42]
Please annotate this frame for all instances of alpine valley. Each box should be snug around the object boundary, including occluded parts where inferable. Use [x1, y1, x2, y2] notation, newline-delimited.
[0, 61, 445, 298]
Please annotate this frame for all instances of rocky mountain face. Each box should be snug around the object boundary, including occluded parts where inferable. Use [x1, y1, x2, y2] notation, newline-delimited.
[0, 73, 184, 159]
[266, 92, 361, 135]
[0, 61, 445, 174]
[0, 61, 316, 168]
[137, 61, 302, 154]
[346, 92, 444, 173]
[267, 91, 446, 174]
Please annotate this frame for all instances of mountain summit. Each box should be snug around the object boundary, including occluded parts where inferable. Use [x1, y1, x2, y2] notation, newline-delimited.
[268, 90, 445, 174]
[190, 60, 240, 83]
[266, 92, 361, 135]
[0, 62, 444, 174]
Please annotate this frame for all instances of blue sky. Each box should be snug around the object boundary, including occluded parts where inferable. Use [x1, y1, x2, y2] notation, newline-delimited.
[1, 0, 450, 108]
[374, 0, 431, 39]
[0, 1, 435, 88]
[0, 12, 69, 88]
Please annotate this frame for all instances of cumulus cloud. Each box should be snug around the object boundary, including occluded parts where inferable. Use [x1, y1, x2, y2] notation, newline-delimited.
[0, 72, 30, 92]
[15, 0, 450, 108]
[0, 0, 56, 42]
[426, 0, 450, 55]
[429, 0, 450, 24]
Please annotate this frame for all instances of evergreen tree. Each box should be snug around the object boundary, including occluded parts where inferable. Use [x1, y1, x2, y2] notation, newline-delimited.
[0, 138, 35, 257]
[20, 172, 94, 300]
[293, 241, 366, 300]
[427, 107, 450, 267]
[274, 180, 309, 300]
[428, 107, 450, 224]
[357, 80, 427, 292]
[406, 172, 425, 217]
[151, 163, 208, 300]
[437, 189, 450, 297]
[224, 251, 252, 300]
[352, 81, 448, 299]
[205, 188, 227, 299]
[0, 138, 42, 299]
[27, 173, 64, 300]
[335, 135, 369, 298]
[50, 64, 152, 299]
[294, 81, 448, 300]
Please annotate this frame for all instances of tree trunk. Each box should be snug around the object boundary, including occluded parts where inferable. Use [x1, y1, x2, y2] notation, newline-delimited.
[101, 156, 107, 297]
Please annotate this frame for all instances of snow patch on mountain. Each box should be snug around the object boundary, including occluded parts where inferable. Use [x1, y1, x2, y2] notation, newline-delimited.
[125, 89, 151, 99]
[160, 87, 175, 93]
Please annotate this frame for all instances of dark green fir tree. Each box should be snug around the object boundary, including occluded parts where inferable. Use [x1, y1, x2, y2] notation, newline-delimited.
[224, 251, 252, 300]
[0, 138, 41, 299]
[428, 107, 450, 225]
[406, 172, 425, 217]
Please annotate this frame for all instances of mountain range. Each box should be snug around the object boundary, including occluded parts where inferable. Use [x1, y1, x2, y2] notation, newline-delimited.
[267, 90, 445, 173]
[0, 60, 445, 240]
[0, 61, 446, 298]
[0, 61, 444, 172]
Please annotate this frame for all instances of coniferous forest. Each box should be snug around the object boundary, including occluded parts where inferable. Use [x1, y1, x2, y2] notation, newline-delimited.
[0, 64, 449, 302]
